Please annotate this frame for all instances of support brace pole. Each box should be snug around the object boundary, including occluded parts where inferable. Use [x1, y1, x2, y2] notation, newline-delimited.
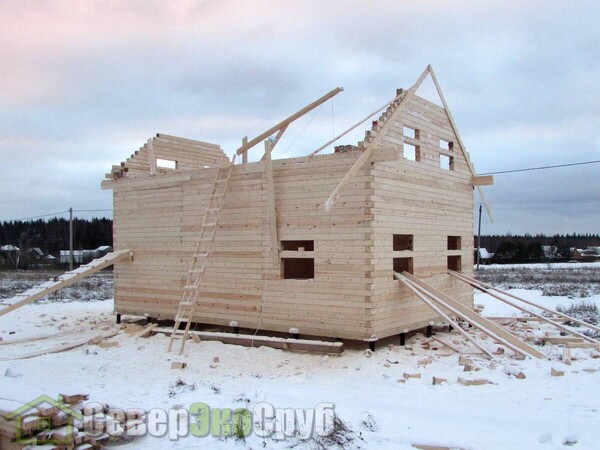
[236, 88, 343, 156]
[323, 67, 429, 210]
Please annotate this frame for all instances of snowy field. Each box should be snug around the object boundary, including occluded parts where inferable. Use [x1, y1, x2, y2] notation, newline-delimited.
[0, 265, 599, 449]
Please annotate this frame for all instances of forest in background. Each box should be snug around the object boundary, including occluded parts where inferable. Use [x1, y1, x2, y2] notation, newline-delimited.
[478, 234, 600, 253]
[0, 218, 113, 256]
[476, 233, 600, 263]
[1, 218, 598, 266]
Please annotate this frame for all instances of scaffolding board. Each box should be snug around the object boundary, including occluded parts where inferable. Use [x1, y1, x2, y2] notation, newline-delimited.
[0, 250, 132, 318]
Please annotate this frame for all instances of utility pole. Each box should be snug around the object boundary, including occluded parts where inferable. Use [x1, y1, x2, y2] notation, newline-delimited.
[476, 204, 482, 271]
[69, 207, 74, 271]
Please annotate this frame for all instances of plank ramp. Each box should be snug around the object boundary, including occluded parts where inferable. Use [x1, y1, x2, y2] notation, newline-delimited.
[396, 272, 547, 359]
[450, 270, 600, 335]
[156, 327, 343, 354]
[0, 250, 132, 317]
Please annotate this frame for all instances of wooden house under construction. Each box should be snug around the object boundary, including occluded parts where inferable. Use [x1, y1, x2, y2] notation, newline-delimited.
[101, 66, 495, 345]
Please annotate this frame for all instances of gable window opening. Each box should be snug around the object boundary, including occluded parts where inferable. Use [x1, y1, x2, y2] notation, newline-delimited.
[439, 139, 454, 151]
[403, 143, 420, 162]
[281, 240, 314, 279]
[440, 154, 454, 171]
[156, 158, 177, 169]
[403, 126, 419, 140]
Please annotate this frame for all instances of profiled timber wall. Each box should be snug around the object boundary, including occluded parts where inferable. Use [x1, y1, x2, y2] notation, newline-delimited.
[369, 94, 474, 338]
[105, 93, 474, 341]
[108, 151, 374, 339]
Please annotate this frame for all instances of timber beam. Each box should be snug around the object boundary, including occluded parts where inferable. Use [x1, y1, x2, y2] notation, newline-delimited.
[236, 87, 343, 156]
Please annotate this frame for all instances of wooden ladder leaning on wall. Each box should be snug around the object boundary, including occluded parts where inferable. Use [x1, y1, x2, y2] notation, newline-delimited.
[167, 153, 237, 354]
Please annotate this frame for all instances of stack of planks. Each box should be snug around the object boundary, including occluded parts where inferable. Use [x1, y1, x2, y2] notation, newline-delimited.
[0, 394, 144, 450]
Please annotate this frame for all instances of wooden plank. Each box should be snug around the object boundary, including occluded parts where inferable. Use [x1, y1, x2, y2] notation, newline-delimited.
[450, 271, 600, 342]
[455, 271, 600, 335]
[147, 138, 157, 176]
[309, 90, 404, 157]
[0, 332, 117, 361]
[394, 272, 494, 359]
[261, 125, 288, 161]
[264, 139, 279, 264]
[156, 327, 343, 354]
[133, 323, 158, 340]
[470, 175, 494, 186]
[0, 329, 82, 346]
[427, 65, 493, 222]
[324, 66, 430, 209]
[242, 136, 248, 164]
[0, 250, 132, 317]
[404, 272, 547, 359]
[236, 88, 342, 155]
[156, 133, 222, 149]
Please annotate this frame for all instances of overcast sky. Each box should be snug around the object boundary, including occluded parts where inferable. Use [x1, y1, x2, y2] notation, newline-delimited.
[0, 0, 598, 235]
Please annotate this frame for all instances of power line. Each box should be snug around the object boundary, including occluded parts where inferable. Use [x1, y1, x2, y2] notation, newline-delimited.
[3, 159, 598, 221]
[3, 208, 112, 222]
[481, 159, 600, 175]
[8, 210, 70, 221]
[73, 209, 112, 212]
[281, 102, 326, 156]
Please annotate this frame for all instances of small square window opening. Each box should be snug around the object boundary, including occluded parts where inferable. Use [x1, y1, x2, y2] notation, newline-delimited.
[157, 158, 177, 169]
[403, 144, 420, 162]
[440, 154, 454, 170]
[448, 255, 462, 271]
[393, 234, 413, 251]
[447, 236, 461, 250]
[393, 257, 414, 277]
[282, 258, 314, 279]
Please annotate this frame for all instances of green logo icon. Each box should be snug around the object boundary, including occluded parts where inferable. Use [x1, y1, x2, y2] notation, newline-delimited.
[4, 395, 83, 445]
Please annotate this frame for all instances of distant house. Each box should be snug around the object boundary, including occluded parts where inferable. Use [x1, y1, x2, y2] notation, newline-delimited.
[60, 246, 113, 264]
[41, 254, 57, 263]
[571, 248, 600, 261]
[541, 245, 560, 259]
[474, 248, 494, 264]
[0, 246, 45, 269]
[0, 245, 20, 267]
[27, 247, 44, 259]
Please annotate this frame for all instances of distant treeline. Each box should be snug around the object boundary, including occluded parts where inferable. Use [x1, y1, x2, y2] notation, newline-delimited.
[476, 233, 600, 264]
[0, 218, 113, 256]
[477, 234, 600, 254]
[2, 218, 598, 263]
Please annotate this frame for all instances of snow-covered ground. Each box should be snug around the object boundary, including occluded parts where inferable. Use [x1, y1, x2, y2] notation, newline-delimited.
[475, 289, 600, 318]
[479, 262, 600, 270]
[1, 269, 600, 449]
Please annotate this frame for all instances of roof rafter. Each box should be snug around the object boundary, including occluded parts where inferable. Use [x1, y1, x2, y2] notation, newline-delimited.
[322, 65, 493, 222]
[236, 87, 343, 157]
[323, 66, 430, 210]
[427, 65, 493, 223]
